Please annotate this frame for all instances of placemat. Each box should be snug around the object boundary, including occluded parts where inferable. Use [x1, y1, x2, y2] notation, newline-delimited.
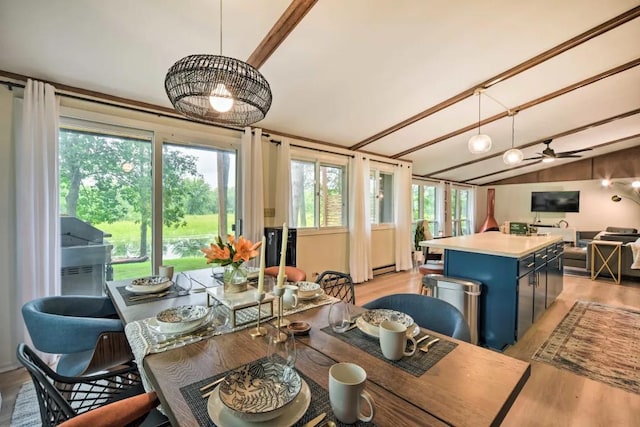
[116, 284, 181, 306]
[180, 356, 375, 427]
[321, 326, 457, 377]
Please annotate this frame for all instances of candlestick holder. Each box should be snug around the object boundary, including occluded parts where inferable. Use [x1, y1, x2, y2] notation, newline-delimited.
[271, 287, 288, 343]
[249, 291, 267, 338]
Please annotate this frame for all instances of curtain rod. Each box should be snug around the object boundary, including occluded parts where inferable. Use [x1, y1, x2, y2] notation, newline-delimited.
[0, 79, 244, 134]
[269, 139, 355, 158]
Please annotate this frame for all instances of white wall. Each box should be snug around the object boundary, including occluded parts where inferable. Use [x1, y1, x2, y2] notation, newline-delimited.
[0, 86, 17, 371]
[489, 180, 640, 232]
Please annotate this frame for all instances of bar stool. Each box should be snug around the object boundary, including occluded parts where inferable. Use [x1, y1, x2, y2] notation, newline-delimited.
[418, 262, 444, 295]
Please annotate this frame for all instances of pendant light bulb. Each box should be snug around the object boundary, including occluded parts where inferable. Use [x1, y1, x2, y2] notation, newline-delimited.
[468, 90, 492, 154]
[503, 112, 523, 165]
[209, 83, 234, 112]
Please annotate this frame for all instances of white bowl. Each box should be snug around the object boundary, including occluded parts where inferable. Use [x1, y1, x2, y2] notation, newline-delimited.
[156, 305, 209, 334]
[218, 361, 302, 422]
[129, 276, 172, 293]
[296, 281, 321, 298]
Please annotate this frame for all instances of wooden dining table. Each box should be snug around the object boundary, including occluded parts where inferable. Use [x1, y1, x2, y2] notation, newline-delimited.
[106, 277, 530, 427]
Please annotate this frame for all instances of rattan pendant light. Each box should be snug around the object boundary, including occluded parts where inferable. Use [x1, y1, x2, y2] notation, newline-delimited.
[164, 1, 272, 126]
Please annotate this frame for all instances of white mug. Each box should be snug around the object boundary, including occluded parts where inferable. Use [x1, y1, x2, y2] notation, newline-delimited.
[283, 284, 299, 309]
[158, 265, 174, 281]
[379, 320, 417, 360]
[329, 363, 375, 424]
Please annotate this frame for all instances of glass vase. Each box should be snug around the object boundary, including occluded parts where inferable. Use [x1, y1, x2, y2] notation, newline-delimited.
[223, 264, 248, 294]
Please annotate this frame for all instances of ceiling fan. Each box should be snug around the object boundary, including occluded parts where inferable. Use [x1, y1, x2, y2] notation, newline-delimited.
[524, 139, 592, 162]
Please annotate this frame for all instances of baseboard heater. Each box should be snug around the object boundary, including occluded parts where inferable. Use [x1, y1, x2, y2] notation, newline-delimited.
[372, 264, 396, 276]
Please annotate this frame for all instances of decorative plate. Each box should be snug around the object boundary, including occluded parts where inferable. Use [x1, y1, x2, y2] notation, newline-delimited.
[297, 281, 321, 293]
[362, 309, 414, 329]
[287, 321, 311, 335]
[208, 378, 311, 427]
[157, 305, 209, 323]
[356, 316, 420, 339]
[128, 276, 172, 293]
[147, 315, 209, 337]
[219, 361, 302, 422]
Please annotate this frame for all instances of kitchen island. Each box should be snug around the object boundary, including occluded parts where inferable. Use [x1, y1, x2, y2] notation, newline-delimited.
[421, 232, 563, 350]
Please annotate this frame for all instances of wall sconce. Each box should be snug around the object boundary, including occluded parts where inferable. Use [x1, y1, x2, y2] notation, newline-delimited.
[611, 194, 640, 206]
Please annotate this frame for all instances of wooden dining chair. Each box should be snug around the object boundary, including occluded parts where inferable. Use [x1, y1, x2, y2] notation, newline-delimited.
[316, 270, 355, 304]
[57, 391, 160, 427]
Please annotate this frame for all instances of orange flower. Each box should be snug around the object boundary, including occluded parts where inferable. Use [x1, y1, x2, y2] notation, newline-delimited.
[201, 235, 261, 267]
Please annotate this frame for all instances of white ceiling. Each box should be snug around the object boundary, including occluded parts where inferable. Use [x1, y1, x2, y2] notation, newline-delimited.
[1, 0, 639, 184]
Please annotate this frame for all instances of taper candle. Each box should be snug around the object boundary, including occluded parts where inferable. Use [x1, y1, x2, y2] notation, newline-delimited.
[257, 235, 266, 293]
[276, 223, 288, 288]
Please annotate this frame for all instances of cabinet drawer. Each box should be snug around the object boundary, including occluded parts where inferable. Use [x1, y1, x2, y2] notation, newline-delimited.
[519, 254, 535, 276]
[535, 248, 548, 268]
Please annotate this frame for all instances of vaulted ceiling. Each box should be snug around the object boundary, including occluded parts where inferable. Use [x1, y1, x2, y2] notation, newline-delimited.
[1, 0, 639, 185]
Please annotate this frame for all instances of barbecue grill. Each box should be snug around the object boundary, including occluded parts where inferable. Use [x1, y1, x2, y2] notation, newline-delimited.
[60, 216, 112, 296]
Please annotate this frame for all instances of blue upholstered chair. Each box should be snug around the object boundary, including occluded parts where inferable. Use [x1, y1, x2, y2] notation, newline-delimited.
[363, 293, 471, 342]
[22, 296, 133, 377]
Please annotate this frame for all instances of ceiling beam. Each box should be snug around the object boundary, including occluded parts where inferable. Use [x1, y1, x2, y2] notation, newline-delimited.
[424, 108, 640, 177]
[390, 57, 640, 159]
[463, 133, 640, 184]
[246, 0, 319, 69]
[349, 5, 640, 151]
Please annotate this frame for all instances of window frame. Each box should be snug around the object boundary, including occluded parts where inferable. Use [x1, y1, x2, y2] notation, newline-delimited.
[412, 180, 440, 236]
[289, 148, 349, 232]
[369, 162, 395, 227]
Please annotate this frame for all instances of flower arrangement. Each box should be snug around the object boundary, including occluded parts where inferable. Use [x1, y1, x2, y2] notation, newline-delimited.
[201, 235, 261, 269]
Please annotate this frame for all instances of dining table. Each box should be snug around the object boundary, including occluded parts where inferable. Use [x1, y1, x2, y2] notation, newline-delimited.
[106, 272, 531, 427]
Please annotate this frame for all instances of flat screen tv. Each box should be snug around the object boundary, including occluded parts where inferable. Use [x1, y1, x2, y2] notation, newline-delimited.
[531, 191, 580, 213]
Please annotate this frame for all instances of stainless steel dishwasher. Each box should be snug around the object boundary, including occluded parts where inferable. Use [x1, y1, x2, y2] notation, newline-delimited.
[422, 274, 482, 345]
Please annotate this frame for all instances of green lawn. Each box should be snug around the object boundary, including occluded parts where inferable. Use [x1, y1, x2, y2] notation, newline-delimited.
[97, 213, 235, 280]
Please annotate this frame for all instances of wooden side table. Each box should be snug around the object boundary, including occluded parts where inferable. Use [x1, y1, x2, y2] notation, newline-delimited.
[591, 240, 623, 284]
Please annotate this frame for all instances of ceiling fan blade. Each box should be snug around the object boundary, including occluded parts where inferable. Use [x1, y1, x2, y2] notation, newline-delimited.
[556, 154, 582, 158]
[523, 156, 542, 161]
[558, 148, 592, 156]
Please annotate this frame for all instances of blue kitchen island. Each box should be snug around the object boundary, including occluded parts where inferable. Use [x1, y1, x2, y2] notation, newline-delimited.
[421, 232, 564, 350]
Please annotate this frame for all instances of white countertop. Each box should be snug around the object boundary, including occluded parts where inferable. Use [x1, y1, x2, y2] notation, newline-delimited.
[420, 232, 562, 258]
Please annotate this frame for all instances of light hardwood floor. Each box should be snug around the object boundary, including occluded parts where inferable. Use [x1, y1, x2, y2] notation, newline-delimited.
[1, 270, 638, 426]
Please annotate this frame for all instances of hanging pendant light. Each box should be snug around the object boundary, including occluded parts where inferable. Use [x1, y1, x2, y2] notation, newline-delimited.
[164, 0, 272, 127]
[468, 89, 492, 154]
[503, 111, 524, 165]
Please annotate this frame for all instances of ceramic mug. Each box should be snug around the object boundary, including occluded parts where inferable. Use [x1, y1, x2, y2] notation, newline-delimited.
[158, 265, 174, 281]
[283, 284, 299, 309]
[379, 320, 417, 360]
[329, 363, 375, 424]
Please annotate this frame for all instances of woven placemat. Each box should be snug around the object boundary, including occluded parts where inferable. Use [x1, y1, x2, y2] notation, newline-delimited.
[180, 356, 375, 427]
[116, 284, 181, 306]
[321, 326, 457, 377]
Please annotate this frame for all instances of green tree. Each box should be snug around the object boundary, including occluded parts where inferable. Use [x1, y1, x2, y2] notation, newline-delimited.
[59, 130, 200, 256]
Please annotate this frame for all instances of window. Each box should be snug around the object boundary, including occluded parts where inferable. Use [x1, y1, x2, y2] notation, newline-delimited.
[59, 118, 240, 281]
[290, 158, 347, 229]
[370, 169, 393, 224]
[412, 182, 439, 236]
[451, 186, 472, 236]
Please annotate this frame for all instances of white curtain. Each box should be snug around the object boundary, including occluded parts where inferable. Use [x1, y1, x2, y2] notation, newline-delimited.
[15, 80, 60, 363]
[394, 163, 413, 271]
[349, 154, 372, 283]
[241, 128, 264, 251]
[274, 138, 291, 227]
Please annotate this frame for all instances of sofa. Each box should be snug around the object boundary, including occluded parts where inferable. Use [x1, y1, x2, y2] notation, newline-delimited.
[587, 227, 640, 279]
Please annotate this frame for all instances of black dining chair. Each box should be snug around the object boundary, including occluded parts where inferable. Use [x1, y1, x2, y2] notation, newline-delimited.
[363, 293, 471, 342]
[16, 343, 169, 427]
[316, 270, 355, 304]
[22, 295, 134, 377]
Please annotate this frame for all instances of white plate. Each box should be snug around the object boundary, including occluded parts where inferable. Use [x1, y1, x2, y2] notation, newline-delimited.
[298, 289, 325, 301]
[125, 280, 172, 295]
[356, 316, 420, 339]
[208, 378, 311, 427]
[147, 314, 209, 336]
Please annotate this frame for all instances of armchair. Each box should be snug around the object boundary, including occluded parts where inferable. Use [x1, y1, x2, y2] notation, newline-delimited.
[22, 296, 133, 377]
